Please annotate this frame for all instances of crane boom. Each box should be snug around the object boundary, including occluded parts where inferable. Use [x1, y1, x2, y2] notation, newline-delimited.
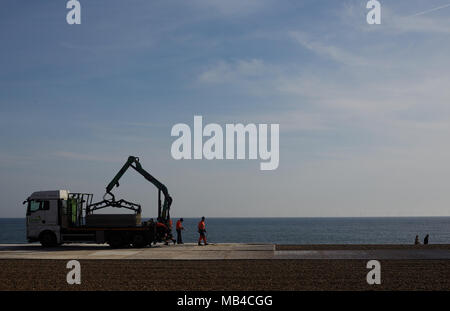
[94, 156, 173, 221]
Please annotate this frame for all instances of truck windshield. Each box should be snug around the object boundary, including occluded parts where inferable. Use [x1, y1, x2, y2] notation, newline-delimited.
[29, 201, 40, 212]
[27, 200, 49, 214]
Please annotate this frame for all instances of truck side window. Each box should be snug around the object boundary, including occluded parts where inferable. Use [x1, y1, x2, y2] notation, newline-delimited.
[40, 201, 50, 210]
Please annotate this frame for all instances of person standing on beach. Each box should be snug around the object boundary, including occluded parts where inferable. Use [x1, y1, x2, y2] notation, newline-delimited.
[198, 216, 208, 246]
[176, 218, 184, 244]
[424, 234, 429, 245]
[415, 235, 420, 245]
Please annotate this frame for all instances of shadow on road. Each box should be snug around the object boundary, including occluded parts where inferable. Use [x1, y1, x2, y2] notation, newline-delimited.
[0, 244, 166, 252]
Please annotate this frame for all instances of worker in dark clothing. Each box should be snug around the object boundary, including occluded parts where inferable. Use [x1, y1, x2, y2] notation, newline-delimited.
[198, 216, 208, 246]
[176, 218, 184, 244]
[167, 218, 176, 245]
[424, 234, 429, 245]
[414, 235, 420, 245]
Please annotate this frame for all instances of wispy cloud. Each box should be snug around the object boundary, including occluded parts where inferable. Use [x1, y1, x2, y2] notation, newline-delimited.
[192, 0, 273, 16]
[409, 3, 450, 17]
[198, 59, 278, 84]
[339, 2, 450, 34]
[391, 13, 450, 34]
[290, 31, 368, 66]
[0, 152, 34, 166]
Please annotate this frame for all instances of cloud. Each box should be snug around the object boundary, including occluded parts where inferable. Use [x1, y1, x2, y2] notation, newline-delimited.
[192, 0, 273, 16]
[195, 38, 450, 137]
[198, 59, 277, 84]
[340, 2, 450, 34]
[290, 31, 368, 66]
[255, 110, 331, 132]
[409, 3, 450, 17]
[0, 152, 34, 166]
[390, 13, 450, 34]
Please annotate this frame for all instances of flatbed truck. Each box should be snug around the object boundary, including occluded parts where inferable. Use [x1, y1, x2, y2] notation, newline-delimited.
[23, 156, 173, 248]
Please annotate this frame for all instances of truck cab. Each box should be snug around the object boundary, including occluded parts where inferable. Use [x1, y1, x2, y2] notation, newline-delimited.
[25, 190, 70, 246]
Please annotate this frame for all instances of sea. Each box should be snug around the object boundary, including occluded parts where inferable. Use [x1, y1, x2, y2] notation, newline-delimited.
[1, 217, 449, 244]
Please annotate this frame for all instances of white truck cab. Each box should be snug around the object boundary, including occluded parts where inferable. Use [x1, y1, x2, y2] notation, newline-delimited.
[25, 190, 69, 246]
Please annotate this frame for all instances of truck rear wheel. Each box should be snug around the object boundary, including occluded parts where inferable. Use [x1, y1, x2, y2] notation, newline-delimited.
[132, 234, 147, 248]
[108, 233, 126, 248]
[40, 231, 57, 247]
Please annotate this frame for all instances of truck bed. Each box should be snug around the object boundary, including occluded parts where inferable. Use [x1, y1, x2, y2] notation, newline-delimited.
[85, 214, 142, 227]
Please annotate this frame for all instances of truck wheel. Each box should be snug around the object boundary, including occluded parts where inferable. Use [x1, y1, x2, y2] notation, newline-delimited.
[40, 231, 57, 247]
[108, 234, 125, 248]
[132, 234, 146, 248]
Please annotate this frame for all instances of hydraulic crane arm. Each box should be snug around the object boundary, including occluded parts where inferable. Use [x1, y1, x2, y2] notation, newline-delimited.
[106, 156, 168, 197]
[90, 156, 173, 221]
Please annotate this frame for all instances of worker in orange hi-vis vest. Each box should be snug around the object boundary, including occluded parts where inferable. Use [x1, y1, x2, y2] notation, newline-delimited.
[156, 218, 169, 245]
[198, 216, 208, 246]
[176, 218, 184, 244]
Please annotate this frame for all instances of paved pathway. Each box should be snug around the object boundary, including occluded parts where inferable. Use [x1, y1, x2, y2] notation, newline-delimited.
[1, 243, 449, 260]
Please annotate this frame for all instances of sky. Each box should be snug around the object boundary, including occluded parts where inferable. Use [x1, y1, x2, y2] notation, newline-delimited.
[1, 0, 450, 218]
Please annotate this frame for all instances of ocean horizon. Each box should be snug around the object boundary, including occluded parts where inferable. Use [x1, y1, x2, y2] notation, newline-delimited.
[1, 217, 449, 245]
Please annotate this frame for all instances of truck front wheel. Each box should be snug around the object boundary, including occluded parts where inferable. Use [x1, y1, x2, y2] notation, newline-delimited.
[40, 231, 57, 247]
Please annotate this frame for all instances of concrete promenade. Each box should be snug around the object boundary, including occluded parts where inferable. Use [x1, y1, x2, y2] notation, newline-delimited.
[1, 243, 449, 260]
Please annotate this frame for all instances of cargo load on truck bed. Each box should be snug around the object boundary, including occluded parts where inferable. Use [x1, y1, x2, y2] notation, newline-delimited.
[85, 214, 142, 227]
